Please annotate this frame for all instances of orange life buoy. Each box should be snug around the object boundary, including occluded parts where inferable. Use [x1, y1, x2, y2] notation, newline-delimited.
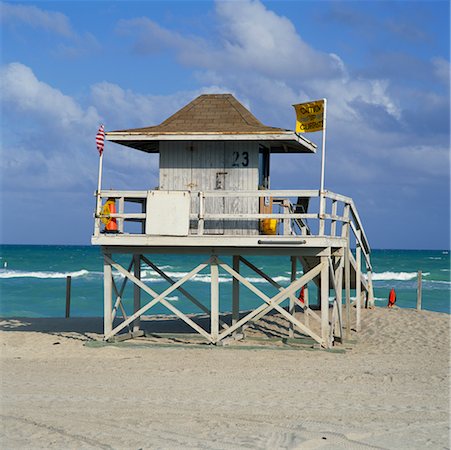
[101, 198, 118, 232]
[387, 288, 396, 308]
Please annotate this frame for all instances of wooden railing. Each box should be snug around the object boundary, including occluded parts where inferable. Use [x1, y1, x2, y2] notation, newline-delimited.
[94, 189, 371, 265]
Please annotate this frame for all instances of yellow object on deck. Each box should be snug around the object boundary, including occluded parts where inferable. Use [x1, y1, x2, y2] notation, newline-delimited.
[260, 219, 278, 235]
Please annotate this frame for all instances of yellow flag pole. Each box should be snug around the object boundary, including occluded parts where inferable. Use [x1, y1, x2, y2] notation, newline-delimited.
[318, 98, 327, 235]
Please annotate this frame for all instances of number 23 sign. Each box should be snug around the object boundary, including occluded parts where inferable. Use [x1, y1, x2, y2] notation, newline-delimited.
[232, 151, 249, 167]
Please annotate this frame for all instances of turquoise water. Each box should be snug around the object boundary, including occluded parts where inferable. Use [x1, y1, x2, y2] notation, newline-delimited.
[0, 245, 449, 317]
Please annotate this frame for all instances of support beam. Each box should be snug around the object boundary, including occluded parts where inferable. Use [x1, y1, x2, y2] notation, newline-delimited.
[283, 199, 291, 235]
[103, 253, 113, 336]
[289, 256, 296, 338]
[111, 277, 130, 325]
[240, 256, 321, 324]
[335, 256, 344, 337]
[218, 259, 326, 345]
[140, 255, 229, 329]
[356, 230, 362, 332]
[319, 195, 326, 236]
[320, 256, 330, 344]
[133, 254, 141, 333]
[345, 248, 351, 339]
[211, 258, 219, 342]
[342, 204, 351, 339]
[112, 258, 134, 320]
[367, 269, 375, 308]
[330, 200, 337, 237]
[298, 255, 322, 289]
[328, 256, 343, 341]
[197, 192, 205, 236]
[232, 255, 240, 329]
[104, 256, 212, 341]
[118, 197, 125, 233]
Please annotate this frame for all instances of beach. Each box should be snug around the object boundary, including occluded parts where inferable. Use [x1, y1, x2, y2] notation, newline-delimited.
[0, 307, 449, 449]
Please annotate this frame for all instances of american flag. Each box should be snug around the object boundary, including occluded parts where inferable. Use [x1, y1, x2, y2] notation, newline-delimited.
[96, 124, 105, 156]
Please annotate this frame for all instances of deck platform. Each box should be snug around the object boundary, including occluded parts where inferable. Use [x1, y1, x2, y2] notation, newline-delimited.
[93, 188, 373, 349]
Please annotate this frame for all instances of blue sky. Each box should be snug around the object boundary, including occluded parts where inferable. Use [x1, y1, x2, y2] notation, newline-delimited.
[1, 0, 449, 249]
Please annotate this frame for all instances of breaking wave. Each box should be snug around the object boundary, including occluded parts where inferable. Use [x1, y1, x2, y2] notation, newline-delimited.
[0, 269, 90, 279]
[140, 270, 291, 284]
[370, 271, 429, 281]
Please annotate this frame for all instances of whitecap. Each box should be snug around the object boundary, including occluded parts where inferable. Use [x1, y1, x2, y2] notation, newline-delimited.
[0, 269, 90, 279]
[370, 271, 429, 281]
[424, 279, 451, 286]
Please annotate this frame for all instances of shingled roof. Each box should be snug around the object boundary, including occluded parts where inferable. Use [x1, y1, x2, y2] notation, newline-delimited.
[119, 94, 286, 134]
[106, 94, 316, 153]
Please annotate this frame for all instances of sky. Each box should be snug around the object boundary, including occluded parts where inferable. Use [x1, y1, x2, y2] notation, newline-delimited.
[0, 0, 449, 249]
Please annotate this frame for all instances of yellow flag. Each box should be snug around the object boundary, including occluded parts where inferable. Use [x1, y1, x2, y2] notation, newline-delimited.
[293, 99, 324, 133]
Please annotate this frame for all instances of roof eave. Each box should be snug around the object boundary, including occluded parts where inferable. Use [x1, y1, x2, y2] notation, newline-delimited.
[106, 131, 317, 154]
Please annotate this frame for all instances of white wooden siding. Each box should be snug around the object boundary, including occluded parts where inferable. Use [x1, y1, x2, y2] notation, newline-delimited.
[191, 142, 225, 234]
[224, 141, 258, 235]
[159, 141, 259, 235]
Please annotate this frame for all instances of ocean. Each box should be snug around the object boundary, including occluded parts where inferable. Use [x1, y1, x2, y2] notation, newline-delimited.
[0, 245, 449, 317]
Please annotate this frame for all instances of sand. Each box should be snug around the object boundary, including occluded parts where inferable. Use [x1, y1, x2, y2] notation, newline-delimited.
[0, 307, 449, 449]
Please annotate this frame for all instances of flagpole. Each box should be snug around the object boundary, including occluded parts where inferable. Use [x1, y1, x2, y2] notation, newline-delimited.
[319, 98, 327, 235]
[96, 151, 103, 214]
[95, 124, 105, 226]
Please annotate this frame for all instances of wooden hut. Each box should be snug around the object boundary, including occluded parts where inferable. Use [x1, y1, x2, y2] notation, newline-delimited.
[92, 93, 374, 348]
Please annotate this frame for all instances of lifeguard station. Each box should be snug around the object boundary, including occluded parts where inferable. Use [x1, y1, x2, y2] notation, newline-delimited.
[92, 94, 374, 348]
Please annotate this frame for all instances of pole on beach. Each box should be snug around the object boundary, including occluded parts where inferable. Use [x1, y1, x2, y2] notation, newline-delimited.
[416, 270, 422, 310]
[65, 276, 71, 318]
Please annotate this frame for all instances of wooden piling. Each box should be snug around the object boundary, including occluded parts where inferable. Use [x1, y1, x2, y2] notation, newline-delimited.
[320, 256, 330, 344]
[65, 276, 71, 318]
[232, 255, 240, 327]
[355, 230, 362, 332]
[104, 253, 113, 335]
[133, 254, 141, 332]
[417, 270, 422, 310]
[289, 256, 296, 338]
[210, 259, 219, 342]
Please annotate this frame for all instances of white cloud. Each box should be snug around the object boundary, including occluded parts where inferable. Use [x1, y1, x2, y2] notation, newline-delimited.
[1, 62, 99, 131]
[394, 144, 450, 180]
[1, 2, 101, 58]
[214, 0, 344, 79]
[432, 57, 451, 87]
[118, 1, 344, 81]
[0, 1, 74, 37]
[90, 81, 232, 130]
[3, 0, 444, 198]
[0, 63, 222, 195]
[111, 0, 448, 198]
[118, 0, 402, 130]
[1, 63, 101, 192]
[117, 17, 190, 54]
[55, 32, 102, 59]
